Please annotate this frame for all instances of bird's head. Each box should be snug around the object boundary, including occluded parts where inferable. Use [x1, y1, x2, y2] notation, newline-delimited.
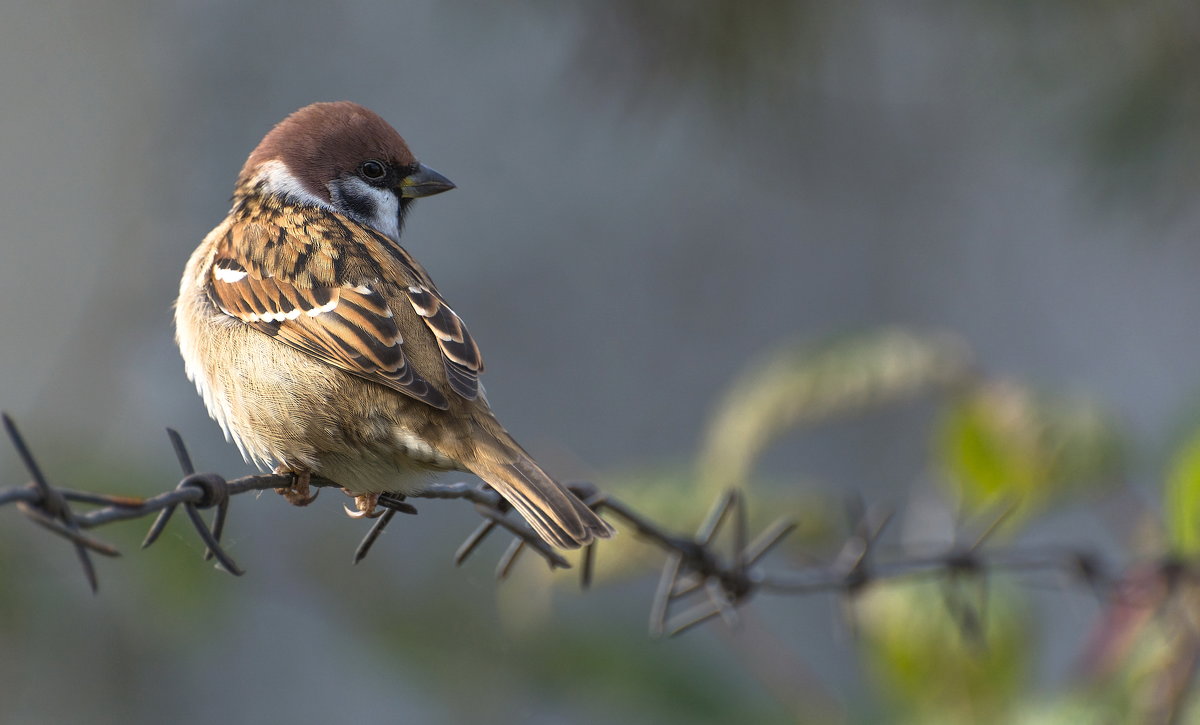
[237, 101, 455, 240]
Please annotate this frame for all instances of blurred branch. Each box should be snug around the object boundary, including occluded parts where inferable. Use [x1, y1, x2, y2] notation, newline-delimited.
[698, 328, 975, 493]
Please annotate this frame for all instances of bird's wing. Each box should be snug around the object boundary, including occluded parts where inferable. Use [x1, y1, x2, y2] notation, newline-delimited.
[203, 203, 481, 409]
[403, 283, 483, 400]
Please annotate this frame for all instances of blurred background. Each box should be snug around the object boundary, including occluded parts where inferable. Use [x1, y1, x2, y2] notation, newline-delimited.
[2, 1, 1200, 722]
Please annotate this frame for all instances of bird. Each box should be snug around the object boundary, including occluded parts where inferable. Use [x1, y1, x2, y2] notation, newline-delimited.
[175, 101, 614, 549]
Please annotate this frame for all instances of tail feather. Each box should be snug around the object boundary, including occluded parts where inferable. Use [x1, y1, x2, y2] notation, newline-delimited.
[465, 430, 614, 549]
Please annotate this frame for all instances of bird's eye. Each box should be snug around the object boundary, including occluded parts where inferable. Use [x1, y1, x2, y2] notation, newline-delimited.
[359, 160, 387, 181]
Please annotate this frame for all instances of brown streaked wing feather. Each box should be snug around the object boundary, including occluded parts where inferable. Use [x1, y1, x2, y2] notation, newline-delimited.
[206, 256, 449, 410]
[404, 284, 484, 400]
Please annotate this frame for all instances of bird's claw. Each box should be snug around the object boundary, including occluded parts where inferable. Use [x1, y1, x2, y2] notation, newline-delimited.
[274, 468, 318, 506]
[343, 491, 382, 519]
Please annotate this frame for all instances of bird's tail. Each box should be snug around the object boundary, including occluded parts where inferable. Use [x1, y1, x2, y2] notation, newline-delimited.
[464, 423, 614, 549]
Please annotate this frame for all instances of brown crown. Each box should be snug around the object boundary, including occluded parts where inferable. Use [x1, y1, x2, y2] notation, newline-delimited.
[238, 102, 417, 201]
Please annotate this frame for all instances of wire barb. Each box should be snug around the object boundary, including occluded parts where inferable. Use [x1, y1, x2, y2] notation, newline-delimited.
[624, 488, 794, 637]
[3, 413, 106, 592]
[143, 432, 244, 575]
[454, 519, 498, 566]
[354, 508, 397, 565]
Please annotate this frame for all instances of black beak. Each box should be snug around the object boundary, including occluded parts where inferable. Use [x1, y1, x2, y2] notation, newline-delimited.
[398, 163, 455, 198]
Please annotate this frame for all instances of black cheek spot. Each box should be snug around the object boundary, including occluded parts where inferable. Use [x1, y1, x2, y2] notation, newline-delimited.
[329, 177, 383, 227]
[398, 197, 413, 231]
[338, 184, 378, 224]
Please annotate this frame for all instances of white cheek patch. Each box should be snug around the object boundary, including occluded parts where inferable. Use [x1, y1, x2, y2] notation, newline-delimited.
[331, 176, 401, 241]
[255, 159, 330, 209]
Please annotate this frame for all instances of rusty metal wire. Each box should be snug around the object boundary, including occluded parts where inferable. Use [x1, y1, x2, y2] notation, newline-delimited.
[0, 412, 1142, 638]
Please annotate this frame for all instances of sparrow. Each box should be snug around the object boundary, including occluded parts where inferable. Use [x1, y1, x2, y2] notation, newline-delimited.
[175, 101, 613, 549]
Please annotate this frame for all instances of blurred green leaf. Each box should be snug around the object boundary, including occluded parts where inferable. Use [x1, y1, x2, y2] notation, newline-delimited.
[699, 328, 974, 493]
[1165, 427, 1200, 555]
[1013, 696, 1127, 725]
[936, 381, 1121, 521]
[856, 580, 1028, 723]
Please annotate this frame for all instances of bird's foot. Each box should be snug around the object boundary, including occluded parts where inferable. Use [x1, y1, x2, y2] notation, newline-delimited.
[274, 467, 319, 506]
[343, 490, 382, 519]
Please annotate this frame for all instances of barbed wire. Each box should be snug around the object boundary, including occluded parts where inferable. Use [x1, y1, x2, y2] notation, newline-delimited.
[0, 412, 1175, 639]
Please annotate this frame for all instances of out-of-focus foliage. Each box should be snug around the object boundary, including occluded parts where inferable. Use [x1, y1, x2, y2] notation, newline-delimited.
[1069, 567, 1200, 723]
[580, 328, 971, 585]
[855, 581, 1027, 724]
[699, 328, 974, 494]
[1166, 427, 1200, 555]
[560, 0, 1200, 209]
[555, 0, 832, 107]
[936, 381, 1123, 524]
[1036, 0, 1200, 210]
[328, 540, 793, 724]
[596, 322, 1187, 721]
